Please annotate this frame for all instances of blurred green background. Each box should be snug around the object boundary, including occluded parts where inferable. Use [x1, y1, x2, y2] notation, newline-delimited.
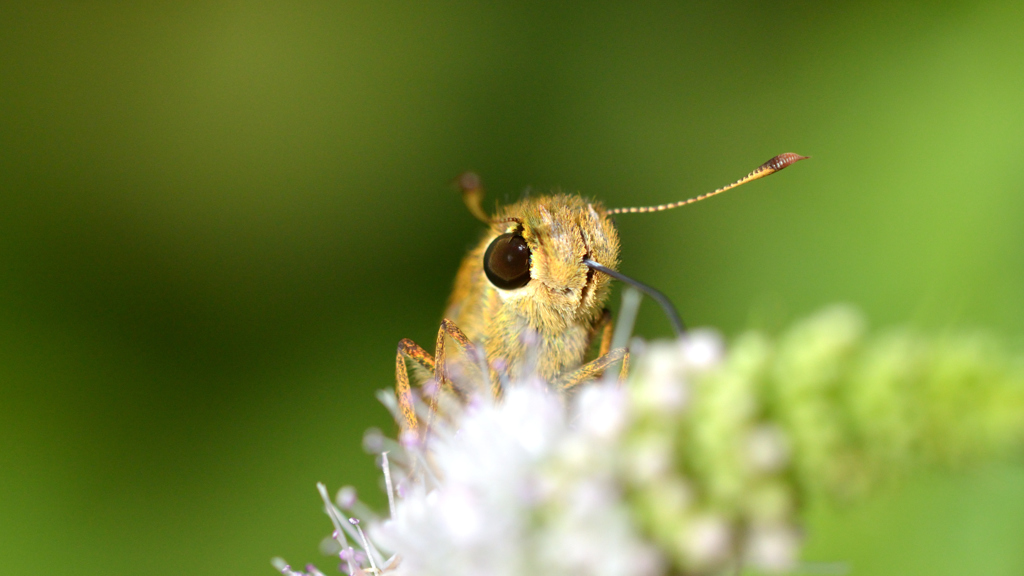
[1, 2, 1022, 574]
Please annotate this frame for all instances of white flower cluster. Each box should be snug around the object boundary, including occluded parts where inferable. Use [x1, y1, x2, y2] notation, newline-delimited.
[275, 329, 798, 576]
[627, 334, 801, 573]
[276, 307, 1024, 576]
[374, 376, 662, 576]
[274, 327, 806, 576]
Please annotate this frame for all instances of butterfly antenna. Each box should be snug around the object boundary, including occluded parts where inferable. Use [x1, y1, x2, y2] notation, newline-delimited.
[608, 153, 808, 215]
[454, 172, 493, 224]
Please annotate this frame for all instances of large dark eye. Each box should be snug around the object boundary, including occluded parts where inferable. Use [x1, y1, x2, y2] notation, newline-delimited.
[483, 233, 532, 290]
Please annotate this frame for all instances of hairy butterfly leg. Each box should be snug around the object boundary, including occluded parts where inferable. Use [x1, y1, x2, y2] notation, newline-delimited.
[394, 319, 480, 442]
[395, 339, 435, 438]
[597, 309, 614, 358]
[553, 309, 622, 391]
[556, 347, 630, 390]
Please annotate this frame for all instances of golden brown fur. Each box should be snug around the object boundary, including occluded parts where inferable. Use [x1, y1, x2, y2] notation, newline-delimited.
[444, 193, 620, 383]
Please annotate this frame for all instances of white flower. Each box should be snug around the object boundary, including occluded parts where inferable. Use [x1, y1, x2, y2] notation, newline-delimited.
[277, 328, 816, 576]
[374, 380, 662, 576]
[278, 307, 1024, 576]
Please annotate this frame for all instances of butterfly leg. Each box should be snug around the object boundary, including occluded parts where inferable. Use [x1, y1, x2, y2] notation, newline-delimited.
[433, 319, 478, 402]
[556, 309, 626, 391]
[556, 347, 630, 390]
[591, 308, 614, 358]
[395, 339, 435, 438]
[395, 319, 480, 442]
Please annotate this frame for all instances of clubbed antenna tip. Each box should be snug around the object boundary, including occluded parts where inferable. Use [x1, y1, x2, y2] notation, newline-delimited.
[454, 171, 492, 224]
[761, 152, 809, 172]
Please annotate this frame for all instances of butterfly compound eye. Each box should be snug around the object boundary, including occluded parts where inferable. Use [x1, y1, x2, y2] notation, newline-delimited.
[483, 233, 532, 290]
